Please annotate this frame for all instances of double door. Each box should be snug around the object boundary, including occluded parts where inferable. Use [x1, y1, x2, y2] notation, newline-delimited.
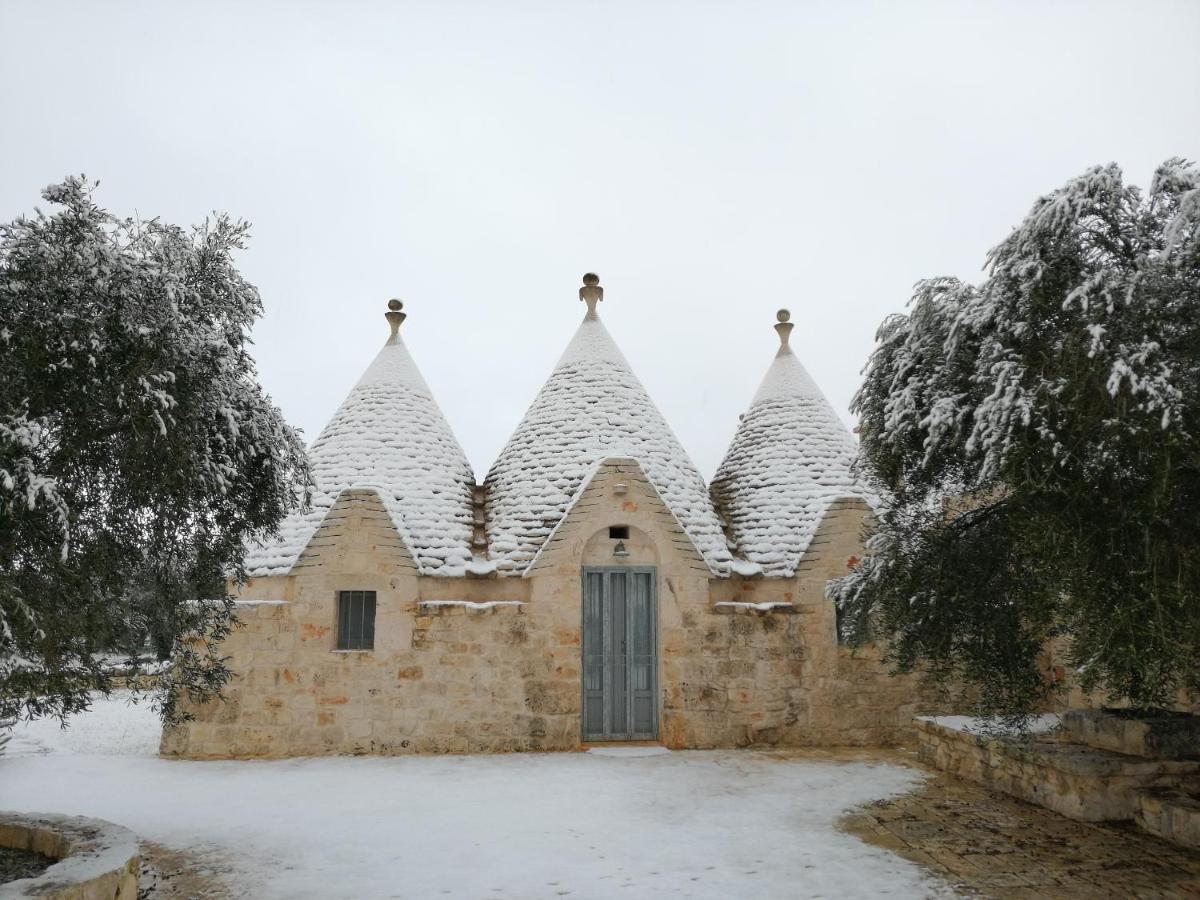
[582, 567, 657, 741]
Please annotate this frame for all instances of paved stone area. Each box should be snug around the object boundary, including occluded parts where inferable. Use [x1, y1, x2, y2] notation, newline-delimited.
[139, 843, 230, 899]
[840, 756, 1200, 898]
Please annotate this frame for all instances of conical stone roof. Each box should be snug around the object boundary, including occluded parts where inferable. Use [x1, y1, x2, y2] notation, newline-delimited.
[245, 302, 476, 577]
[710, 311, 865, 577]
[483, 276, 732, 575]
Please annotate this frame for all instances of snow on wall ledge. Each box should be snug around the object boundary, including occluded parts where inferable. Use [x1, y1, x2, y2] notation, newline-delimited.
[483, 314, 733, 575]
[711, 344, 870, 578]
[245, 332, 476, 577]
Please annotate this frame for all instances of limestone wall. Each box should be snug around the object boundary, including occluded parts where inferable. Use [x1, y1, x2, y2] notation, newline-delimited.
[1040, 636, 1200, 715]
[163, 470, 950, 758]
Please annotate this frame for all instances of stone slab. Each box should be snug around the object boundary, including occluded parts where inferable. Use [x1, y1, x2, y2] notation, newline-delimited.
[1137, 787, 1200, 850]
[1061, 708, 1200, 760]
[840, 757, 1200, 899]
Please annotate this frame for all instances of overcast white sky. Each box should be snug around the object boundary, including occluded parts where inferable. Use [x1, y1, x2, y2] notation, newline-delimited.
[3, 2, 1198, 479]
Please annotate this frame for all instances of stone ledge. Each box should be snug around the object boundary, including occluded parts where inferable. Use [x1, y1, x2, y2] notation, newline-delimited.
[1062, 708, 1200, 760]
[914, 717, 1200, 822]
[414, 600, 524, 616]
[0, 811, 139, 899]
[1136, 787, 1200, 850]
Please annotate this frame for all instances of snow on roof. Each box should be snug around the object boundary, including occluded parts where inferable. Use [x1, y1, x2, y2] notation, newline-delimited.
[245, 306, 476, 577]
[710, 311, 867, 577]
[483, 280, 732, 574]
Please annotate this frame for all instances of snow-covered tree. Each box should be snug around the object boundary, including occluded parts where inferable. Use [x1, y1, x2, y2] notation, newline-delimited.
[0, 177, 310, 725]
[832, 159, 1200, 717]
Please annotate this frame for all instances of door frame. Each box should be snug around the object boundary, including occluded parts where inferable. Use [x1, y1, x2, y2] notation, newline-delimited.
[579, 566, 659, 742]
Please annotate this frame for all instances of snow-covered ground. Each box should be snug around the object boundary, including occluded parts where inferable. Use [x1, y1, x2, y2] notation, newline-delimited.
[1, 695, 949, 899]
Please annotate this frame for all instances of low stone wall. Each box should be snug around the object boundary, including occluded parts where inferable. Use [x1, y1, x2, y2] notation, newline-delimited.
[0, 812, 138, 899]
[914, 718, 1200, 822]
[1136, 788, 1200, 850]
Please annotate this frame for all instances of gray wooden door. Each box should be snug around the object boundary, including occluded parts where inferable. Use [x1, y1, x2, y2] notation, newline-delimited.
[582, 567, 657, 741]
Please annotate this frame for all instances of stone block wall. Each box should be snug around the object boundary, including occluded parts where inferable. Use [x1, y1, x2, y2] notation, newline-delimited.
[1040, 636, 1200, 715]
[162, 475, 952, 758]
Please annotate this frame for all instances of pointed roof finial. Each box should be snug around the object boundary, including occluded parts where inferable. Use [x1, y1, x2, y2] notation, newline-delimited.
[579, 273, 603, 319]
[386, 298, 407, 341]
[774, 308, 793, 355]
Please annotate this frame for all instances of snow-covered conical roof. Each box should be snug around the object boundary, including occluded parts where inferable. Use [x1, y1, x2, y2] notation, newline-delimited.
[245, 301, 476, 577]
[483, 275, 732, 575]
[710, 310, 866, 577]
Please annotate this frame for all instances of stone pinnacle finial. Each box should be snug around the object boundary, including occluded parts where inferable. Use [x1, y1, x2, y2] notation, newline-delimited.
[385, 298, 407, 341]
[774, 308, 794, 354]
[579, 273, 603, 319]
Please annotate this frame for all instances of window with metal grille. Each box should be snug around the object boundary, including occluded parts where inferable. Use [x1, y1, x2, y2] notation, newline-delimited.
[336, 590, 376, 650]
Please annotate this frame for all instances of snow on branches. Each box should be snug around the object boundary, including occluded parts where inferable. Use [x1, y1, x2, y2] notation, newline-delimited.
[0, 177, 310, 724]
[833, 159, 1200, 716]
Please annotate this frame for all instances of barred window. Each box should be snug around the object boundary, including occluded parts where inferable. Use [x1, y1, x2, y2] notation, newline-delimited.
[337, 590, 376, 650]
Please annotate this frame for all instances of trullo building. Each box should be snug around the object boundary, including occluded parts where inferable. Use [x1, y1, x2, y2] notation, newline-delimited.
[163, 275, 940, 758]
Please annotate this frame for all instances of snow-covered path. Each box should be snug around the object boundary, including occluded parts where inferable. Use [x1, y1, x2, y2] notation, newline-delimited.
[1, 697, 948, 899]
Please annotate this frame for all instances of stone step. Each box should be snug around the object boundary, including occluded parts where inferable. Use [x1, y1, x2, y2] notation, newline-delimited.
[915, 717, 1200, 822]
[1061, 708, 1200, 761]
[1136, 787, 1200, 850]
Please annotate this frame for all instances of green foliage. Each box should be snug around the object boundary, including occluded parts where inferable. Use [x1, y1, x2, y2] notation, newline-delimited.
[831, 159, 1200, 716]
[0, 177, 310, 724]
